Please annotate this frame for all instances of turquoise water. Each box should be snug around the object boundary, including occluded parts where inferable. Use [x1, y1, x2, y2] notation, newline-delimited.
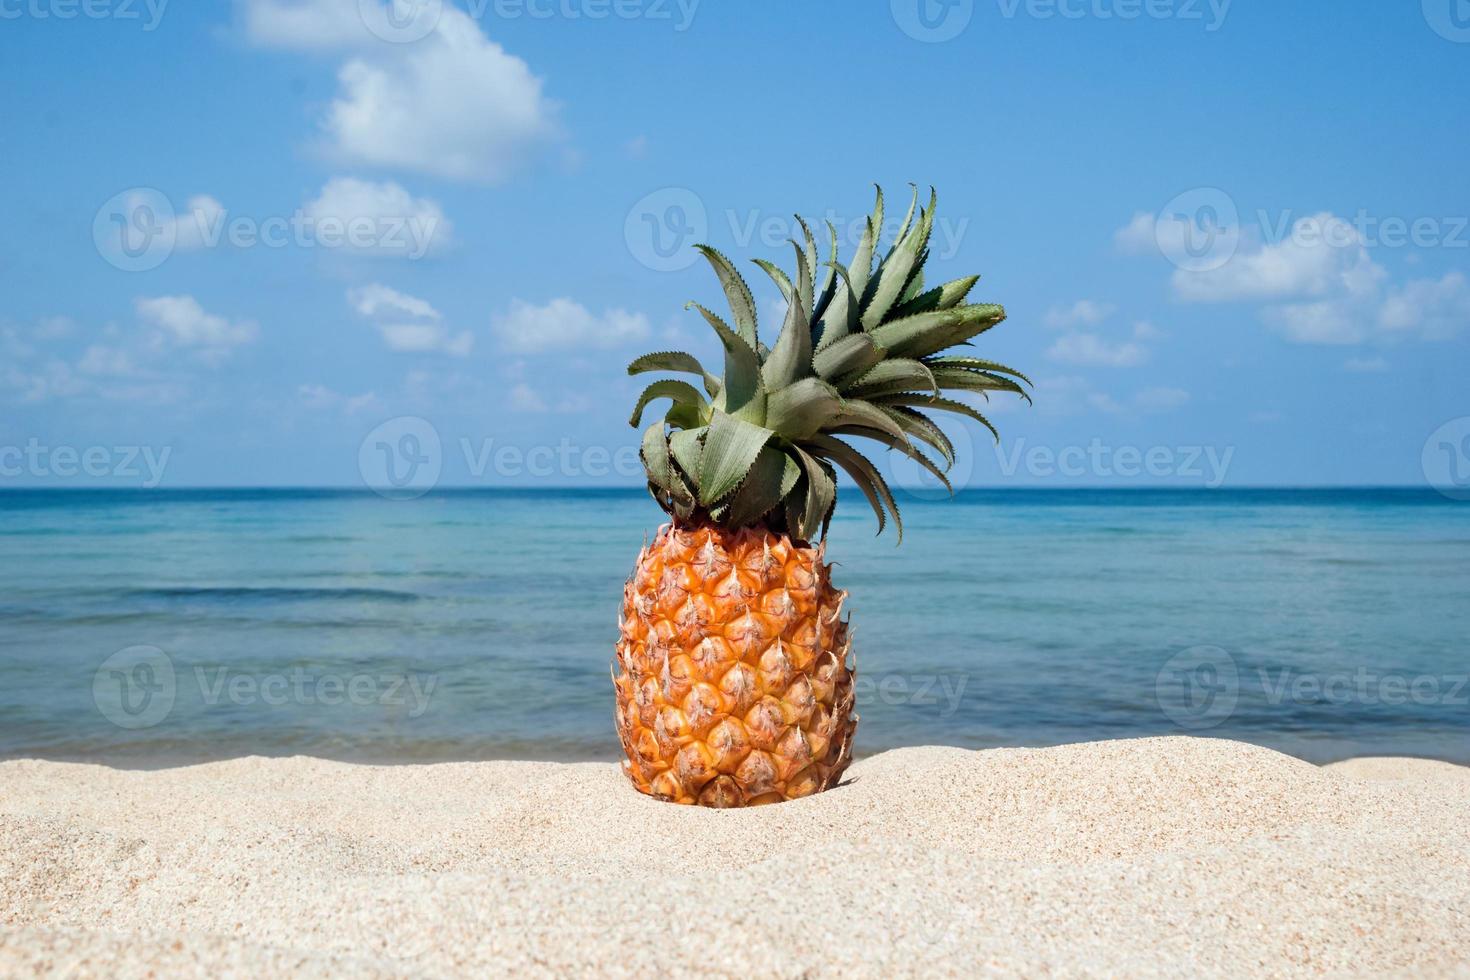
[2, 488, 1467, 765]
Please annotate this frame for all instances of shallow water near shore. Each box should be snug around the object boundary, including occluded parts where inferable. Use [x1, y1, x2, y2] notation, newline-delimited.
[2, 487, 1467, 765]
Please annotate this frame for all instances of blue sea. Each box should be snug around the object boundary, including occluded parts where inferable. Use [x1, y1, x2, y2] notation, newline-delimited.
[2, 488, 1467, 766]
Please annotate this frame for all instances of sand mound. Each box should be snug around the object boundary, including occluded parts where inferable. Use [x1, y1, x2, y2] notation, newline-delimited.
[3, 737, 1468, 977]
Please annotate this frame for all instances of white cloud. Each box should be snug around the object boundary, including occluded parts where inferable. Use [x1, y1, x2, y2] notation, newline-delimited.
[135, 295, 258, 363]
[1263, 300, 1364, 345]
[173, 195, 227, 250]
[348, 283, 441, 320]
[1113, 212, 1158, 254]
[1045, 332, 1147, 368]
[237, 0, 371, 48]
[1133, 387, 1190, 413]
[77, 344, 137, 377]
[623, 135, 649, 159]
[303, 177, 451, 257]
[1043, 299, 1114, 329]
[508, 382, 549, 413]
[378, 322, 474, 357]
[1264, 271, 1470, 346]
[1173, 214, 1386, 304]
[1022, 376, 1188, 418]
[328, 10, 558, 182]
[1343, 356, 1389, 373]
[492, 297, 651, 354]
[240, 1, 561, 183]
[104, 190, 224, 252]
[1377, 272, 1470, 339]
[348, 283, 472, 356]
[34, 316, 75, 340]
[2, 359, 87, 403]
[1124, 207, 1470, 345]
[299, 383, 382, 414]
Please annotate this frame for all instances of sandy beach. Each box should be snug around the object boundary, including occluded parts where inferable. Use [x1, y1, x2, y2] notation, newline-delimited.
[3, 736, 1468, 978]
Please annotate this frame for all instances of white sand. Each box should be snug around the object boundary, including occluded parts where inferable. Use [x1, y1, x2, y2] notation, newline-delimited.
[3, 737, 1469, 978]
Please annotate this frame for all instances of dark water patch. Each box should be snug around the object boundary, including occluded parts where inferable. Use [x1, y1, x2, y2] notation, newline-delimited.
[123, 586, 423, 603]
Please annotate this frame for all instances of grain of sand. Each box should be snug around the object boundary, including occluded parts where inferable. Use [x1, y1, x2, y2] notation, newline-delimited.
[3, 737, 1468, 977]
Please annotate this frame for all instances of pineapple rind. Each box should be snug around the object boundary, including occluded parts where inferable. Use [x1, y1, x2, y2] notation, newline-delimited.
[614, 523, 856, 807]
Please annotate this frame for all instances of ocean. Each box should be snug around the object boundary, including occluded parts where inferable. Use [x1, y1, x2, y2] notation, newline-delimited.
[2, 487, 1467, 765]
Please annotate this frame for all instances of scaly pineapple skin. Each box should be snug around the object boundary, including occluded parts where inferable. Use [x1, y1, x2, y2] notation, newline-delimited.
[614, 523, 856, 806]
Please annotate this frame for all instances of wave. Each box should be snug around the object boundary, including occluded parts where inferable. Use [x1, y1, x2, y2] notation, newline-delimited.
[123, 586, 422, 603]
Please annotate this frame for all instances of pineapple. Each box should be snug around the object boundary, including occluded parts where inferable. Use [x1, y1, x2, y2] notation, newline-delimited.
[615, 186, 1030, 806]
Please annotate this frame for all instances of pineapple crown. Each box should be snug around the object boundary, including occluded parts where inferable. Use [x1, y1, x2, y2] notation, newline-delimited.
[628, 185, 1031, 543]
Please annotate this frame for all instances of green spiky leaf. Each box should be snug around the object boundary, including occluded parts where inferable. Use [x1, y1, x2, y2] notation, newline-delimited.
[627, 350, 720, 397]
[866, 304, 1006, 359]
[806, 433, 901, 541]
[765, 377, 844, 440]
[881, 405, 955, 466]
[761, 262, 814, 391]
[841, 358, 938, 399]
[789, 444, 836, 542]
[687, 302, 766, 423]
[720, 446, 799, 527]
[629, 380, 708, 428]
[813, 332, 885, 381]
[878, 393, 1001, 442]
[891, 275, 980, 318]
[696, 411, 775, 506]
[694, 245, 758, 349]
[924, 356, 1032, 386]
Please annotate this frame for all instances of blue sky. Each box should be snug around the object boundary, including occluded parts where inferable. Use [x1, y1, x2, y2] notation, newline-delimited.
[2, 0, 1468, 490]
